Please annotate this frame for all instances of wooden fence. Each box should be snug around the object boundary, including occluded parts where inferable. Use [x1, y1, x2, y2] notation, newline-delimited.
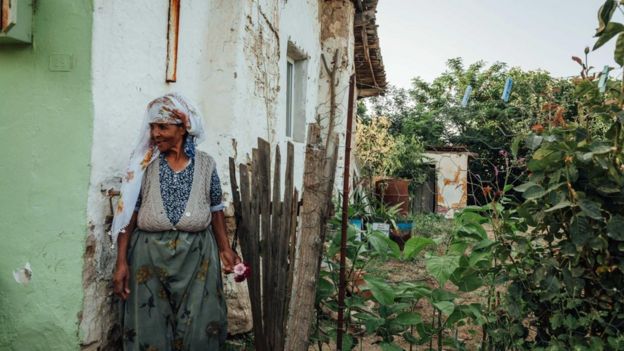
[229, 138, 299, 351]
[229, 123, 339, 351]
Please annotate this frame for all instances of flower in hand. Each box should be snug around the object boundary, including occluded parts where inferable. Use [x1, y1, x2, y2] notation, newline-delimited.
[233, 262, 251, 283]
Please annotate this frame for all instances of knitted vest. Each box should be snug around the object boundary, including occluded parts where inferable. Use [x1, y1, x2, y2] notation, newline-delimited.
[137, 151, 216, 232]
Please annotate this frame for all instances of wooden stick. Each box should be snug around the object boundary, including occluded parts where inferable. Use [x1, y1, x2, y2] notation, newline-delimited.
[228, 157, 242, 251]
[258, 138, 272, 348]
[269, 145, 281, 349]
[285, 123, 330, 351]
[165, 0, 180, 82]
[337, 75, 357, 350]
[239, 162, 267, 351]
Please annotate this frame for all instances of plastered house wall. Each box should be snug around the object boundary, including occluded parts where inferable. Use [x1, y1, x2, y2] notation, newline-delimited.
[0, 1, 359, 349]
[0, 1, 94, 350]
[81, 0, 355, 348]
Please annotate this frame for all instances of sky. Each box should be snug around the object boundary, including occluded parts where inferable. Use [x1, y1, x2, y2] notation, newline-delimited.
[376, 1, 619, 89]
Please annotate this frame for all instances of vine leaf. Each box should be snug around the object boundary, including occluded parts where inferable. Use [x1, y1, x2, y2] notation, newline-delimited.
[545, 200, 572, 212]
[403, 236, 435, 260]
[594, 22, 624, 50]
[524, 184, 546, 200]
[570, 216, 591, 246]
[607, 215, 624, 240]
[364, 276, 395, 305]
[579, 199, 602, 220]
[596, 0, 618, 36]
[615, 33, 624, 66]
[394, 312, 423, 326]
[433, 301, 455, 316]
[426, 254, 460, 286]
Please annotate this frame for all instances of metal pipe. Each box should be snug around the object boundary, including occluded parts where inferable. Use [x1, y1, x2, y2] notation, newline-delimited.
[336, 74, 356, 350]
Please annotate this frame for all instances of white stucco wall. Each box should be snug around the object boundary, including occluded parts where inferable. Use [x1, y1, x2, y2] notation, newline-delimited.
[82, 0, 330, 346]
[424, 152, 470, 218]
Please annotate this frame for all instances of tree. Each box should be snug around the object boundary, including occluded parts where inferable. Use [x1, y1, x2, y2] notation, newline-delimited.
[366, 58, 578, 204]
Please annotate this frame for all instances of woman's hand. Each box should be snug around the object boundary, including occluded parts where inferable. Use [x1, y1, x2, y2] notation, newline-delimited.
[113, 262, 131, 300]
[163, 106, 190, 130]
[220, 248, 241, 274]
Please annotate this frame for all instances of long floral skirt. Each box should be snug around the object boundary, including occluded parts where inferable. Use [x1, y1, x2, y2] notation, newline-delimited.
[121, 229, 227, 351]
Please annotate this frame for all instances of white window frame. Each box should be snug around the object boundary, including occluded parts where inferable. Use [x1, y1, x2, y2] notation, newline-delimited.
[286, 57, 295, 138]
[285, 41, 309, 142]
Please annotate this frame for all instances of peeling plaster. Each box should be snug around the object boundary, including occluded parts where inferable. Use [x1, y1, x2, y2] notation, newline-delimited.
[12, 263, 32, 285]
[83, 0, 326, 348]
[243, 1, 281, 145]
[425, 152, 471, 218]
[320, 1, 352, 41]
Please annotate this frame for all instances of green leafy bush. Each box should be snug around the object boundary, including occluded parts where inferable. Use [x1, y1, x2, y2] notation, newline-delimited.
[411, 213, 456, 239]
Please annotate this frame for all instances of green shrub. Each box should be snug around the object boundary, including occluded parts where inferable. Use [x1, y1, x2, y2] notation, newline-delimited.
[411, 213, 456, 239]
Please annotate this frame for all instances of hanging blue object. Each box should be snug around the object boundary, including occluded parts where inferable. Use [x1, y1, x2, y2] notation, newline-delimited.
[461, 85, 473, 107]
[502, 77, 513, 102]
[598, 65, 610, 93]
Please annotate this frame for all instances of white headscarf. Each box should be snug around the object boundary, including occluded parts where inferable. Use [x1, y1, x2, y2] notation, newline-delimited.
[109, 93, 206, 246]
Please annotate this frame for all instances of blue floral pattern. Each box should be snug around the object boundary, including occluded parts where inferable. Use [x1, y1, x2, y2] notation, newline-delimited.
[159, 155, 194, 225]
[183, 135, 196, 159]
[210, 168, 224, 211]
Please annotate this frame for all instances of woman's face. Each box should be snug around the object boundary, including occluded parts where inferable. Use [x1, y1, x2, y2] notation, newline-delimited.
[150, 123, 186, 153]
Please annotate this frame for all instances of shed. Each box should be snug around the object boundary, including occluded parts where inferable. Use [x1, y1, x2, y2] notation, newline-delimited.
[413, 146, 475, 218]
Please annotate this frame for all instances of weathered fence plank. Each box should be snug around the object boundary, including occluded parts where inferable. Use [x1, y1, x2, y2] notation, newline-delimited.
[268, 145, 281, 349]
[257, 139, 272, 348]
[237, 163, 267, 351]
[277, 142, 296, 349]
[250, 148, 268, 351]
[228, 157, 242, 251]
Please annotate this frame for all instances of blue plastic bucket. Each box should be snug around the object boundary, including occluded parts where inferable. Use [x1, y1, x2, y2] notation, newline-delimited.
[396, 222, 413, 231]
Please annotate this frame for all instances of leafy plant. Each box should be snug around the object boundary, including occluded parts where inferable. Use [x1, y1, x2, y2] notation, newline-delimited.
[365, 59, 578, 206]
[314, 198, 485, 350]
[436, 3, 624, 348]
[314, 218, 421, 350]
[369, 198, 403, 231]
[411, 213, 456, 239]
[355, 116, 405, 178]
[314, 3, 624, 350]
[479, 3, 624, 348]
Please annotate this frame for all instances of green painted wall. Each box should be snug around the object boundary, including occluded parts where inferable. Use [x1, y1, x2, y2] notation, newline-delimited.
[0, 0, 93, 350]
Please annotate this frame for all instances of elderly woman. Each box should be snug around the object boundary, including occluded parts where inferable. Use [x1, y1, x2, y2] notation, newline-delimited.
[111, 93, 239, 350]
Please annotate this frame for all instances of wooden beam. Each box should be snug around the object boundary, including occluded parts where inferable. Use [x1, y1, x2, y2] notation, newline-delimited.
[165, 0, 181, 82]
[284, 124, 324, 351]
[356, 88, 382, 98]
[1, 0, 16, 33]
[358, 23, 379, 90]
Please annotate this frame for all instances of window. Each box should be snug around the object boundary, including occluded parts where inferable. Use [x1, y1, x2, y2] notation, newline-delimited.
[285, 42, 308, 142]
[286, 59, 294, 138]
